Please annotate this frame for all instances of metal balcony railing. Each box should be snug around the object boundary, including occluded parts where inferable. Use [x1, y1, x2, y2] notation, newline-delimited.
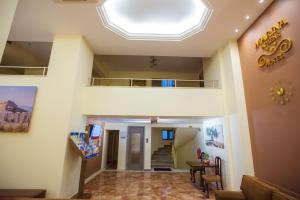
[90, 77, 220, 88]
[0, 66, 48, 76]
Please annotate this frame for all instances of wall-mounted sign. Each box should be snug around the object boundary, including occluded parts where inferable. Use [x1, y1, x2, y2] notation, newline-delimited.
[256, 18, 293, 68]
[269, 80, 294, 105]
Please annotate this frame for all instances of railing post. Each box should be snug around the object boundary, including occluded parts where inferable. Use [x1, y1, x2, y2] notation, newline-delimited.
[174, 80, 177, 87]
[91, 78, 95, 86]
[42, 67, 46, 76]
[130, 79, 133, 87]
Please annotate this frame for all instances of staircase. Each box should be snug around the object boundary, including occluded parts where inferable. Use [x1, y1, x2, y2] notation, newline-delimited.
[151, 144, 174, 168]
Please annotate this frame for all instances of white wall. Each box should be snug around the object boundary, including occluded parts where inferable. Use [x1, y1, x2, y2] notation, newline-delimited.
[81, 87, 224, 117]
[203, 41, 255, 190]
[0, 35, 94, 198]
[219, 41, 254, 189]
[202, 118, 229, 188]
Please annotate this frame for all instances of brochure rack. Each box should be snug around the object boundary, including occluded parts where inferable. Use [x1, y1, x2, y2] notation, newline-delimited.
[70, 131, 101, 199]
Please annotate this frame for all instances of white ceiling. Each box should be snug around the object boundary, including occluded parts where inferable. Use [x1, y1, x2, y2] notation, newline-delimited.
[97, 0, 213, 40]
[8, 0, 273, 57]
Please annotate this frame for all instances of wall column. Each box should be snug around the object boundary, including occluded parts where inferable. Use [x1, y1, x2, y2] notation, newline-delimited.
[0, 35, 93, 198]
[218, 41, 255, 189]
[203, 40, 255, 190]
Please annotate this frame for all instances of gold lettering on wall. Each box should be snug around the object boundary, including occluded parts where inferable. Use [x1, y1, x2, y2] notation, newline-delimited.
[256, 18, 293, 68]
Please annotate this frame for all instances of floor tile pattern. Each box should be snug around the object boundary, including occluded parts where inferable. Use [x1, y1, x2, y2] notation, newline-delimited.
[85, 171, 215, 200]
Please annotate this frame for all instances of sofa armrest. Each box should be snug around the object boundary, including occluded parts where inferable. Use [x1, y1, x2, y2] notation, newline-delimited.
[215, 191, 246, 200]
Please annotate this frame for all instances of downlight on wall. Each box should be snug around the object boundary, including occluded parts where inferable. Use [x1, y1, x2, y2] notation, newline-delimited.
[96, 0, 213, 41]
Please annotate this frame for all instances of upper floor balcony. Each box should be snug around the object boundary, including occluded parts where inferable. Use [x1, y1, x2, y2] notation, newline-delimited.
[90, 77, 219, 88]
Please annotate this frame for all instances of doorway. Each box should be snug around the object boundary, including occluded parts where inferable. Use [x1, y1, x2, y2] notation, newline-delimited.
[126, 126, 145, 170]
[106, 130, 119, 170]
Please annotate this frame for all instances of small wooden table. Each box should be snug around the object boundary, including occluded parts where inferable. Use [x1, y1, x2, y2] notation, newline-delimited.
[186, 161, 216, 187]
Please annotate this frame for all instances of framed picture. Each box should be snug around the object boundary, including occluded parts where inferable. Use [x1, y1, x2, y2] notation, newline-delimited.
[205, 124, 224, 149]
[0, 86, 37, 132]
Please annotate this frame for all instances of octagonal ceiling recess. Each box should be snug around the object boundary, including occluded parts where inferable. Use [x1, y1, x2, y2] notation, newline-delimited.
[96, 0, 213, 41]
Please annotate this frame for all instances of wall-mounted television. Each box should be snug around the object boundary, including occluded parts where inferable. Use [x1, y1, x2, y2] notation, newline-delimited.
[89, 124, 102, 139]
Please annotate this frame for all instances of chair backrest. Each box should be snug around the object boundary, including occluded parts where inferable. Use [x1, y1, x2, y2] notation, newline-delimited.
[197, 148, 202, 160]
[215, 156, 222, 177]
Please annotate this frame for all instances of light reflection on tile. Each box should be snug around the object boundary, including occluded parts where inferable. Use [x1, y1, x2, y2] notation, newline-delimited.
[85, 171, 215, 200]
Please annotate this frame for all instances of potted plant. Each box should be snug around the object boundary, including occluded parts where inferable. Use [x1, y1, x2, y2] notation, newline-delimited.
[203, 152, 210, 164]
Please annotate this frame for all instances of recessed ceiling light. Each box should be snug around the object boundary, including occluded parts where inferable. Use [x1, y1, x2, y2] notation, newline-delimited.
[259, 0, 264, 4]
[96, 0, 213, 41]
[235, 28, 239, 33]
[246, 15, 250, 20]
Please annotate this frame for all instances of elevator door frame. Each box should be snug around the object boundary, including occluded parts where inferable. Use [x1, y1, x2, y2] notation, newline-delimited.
[126, 126, 145, 170]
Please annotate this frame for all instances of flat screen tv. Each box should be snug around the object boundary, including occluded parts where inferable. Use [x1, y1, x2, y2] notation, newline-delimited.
[90, 124, 102, 139]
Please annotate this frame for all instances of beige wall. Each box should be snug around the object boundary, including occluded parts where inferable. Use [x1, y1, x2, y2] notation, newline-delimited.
[81, 87, 224, 117]
[1, 42, 48, 67]
[0, 0, 18, 62]
[0, 35, 93, 198]
[93, 71, 201, 87]
[151, 128, 172, 154]
[175, 130, 202, 169]
[203, 56, 222, 88]
[238, 0, 300, 193]
[109, 71, 199, 80]
[59, 36, 94, 197]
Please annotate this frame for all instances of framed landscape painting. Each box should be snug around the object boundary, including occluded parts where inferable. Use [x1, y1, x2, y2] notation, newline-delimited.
[0, 86, 37, 132]
[205, 124, 224, 149]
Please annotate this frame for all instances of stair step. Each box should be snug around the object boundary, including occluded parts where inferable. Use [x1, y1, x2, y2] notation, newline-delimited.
[158, 148, 172, 151]
[151, 160, 173, 163]
[151, 163, 174, 168]
[152, 156, 171, 159]
[151, 144, 174, 169]
[153, 152, 171, 155]
[152, 155, 172, 159]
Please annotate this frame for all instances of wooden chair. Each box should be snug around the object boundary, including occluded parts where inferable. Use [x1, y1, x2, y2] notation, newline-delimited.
[202, 156, 223, 198]
[190, 150, 206, 183]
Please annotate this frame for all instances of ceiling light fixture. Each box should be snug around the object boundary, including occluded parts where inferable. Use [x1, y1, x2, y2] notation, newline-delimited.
[96, 0, 213, 41]
[235, 28, 239, 33]
[149, 56, 158, 68]
[259, 0, 264, 4]
[246, 15, 250, 20]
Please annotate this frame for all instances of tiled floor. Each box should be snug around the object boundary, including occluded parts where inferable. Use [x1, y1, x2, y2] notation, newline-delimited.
[85, 171, 215, 200]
